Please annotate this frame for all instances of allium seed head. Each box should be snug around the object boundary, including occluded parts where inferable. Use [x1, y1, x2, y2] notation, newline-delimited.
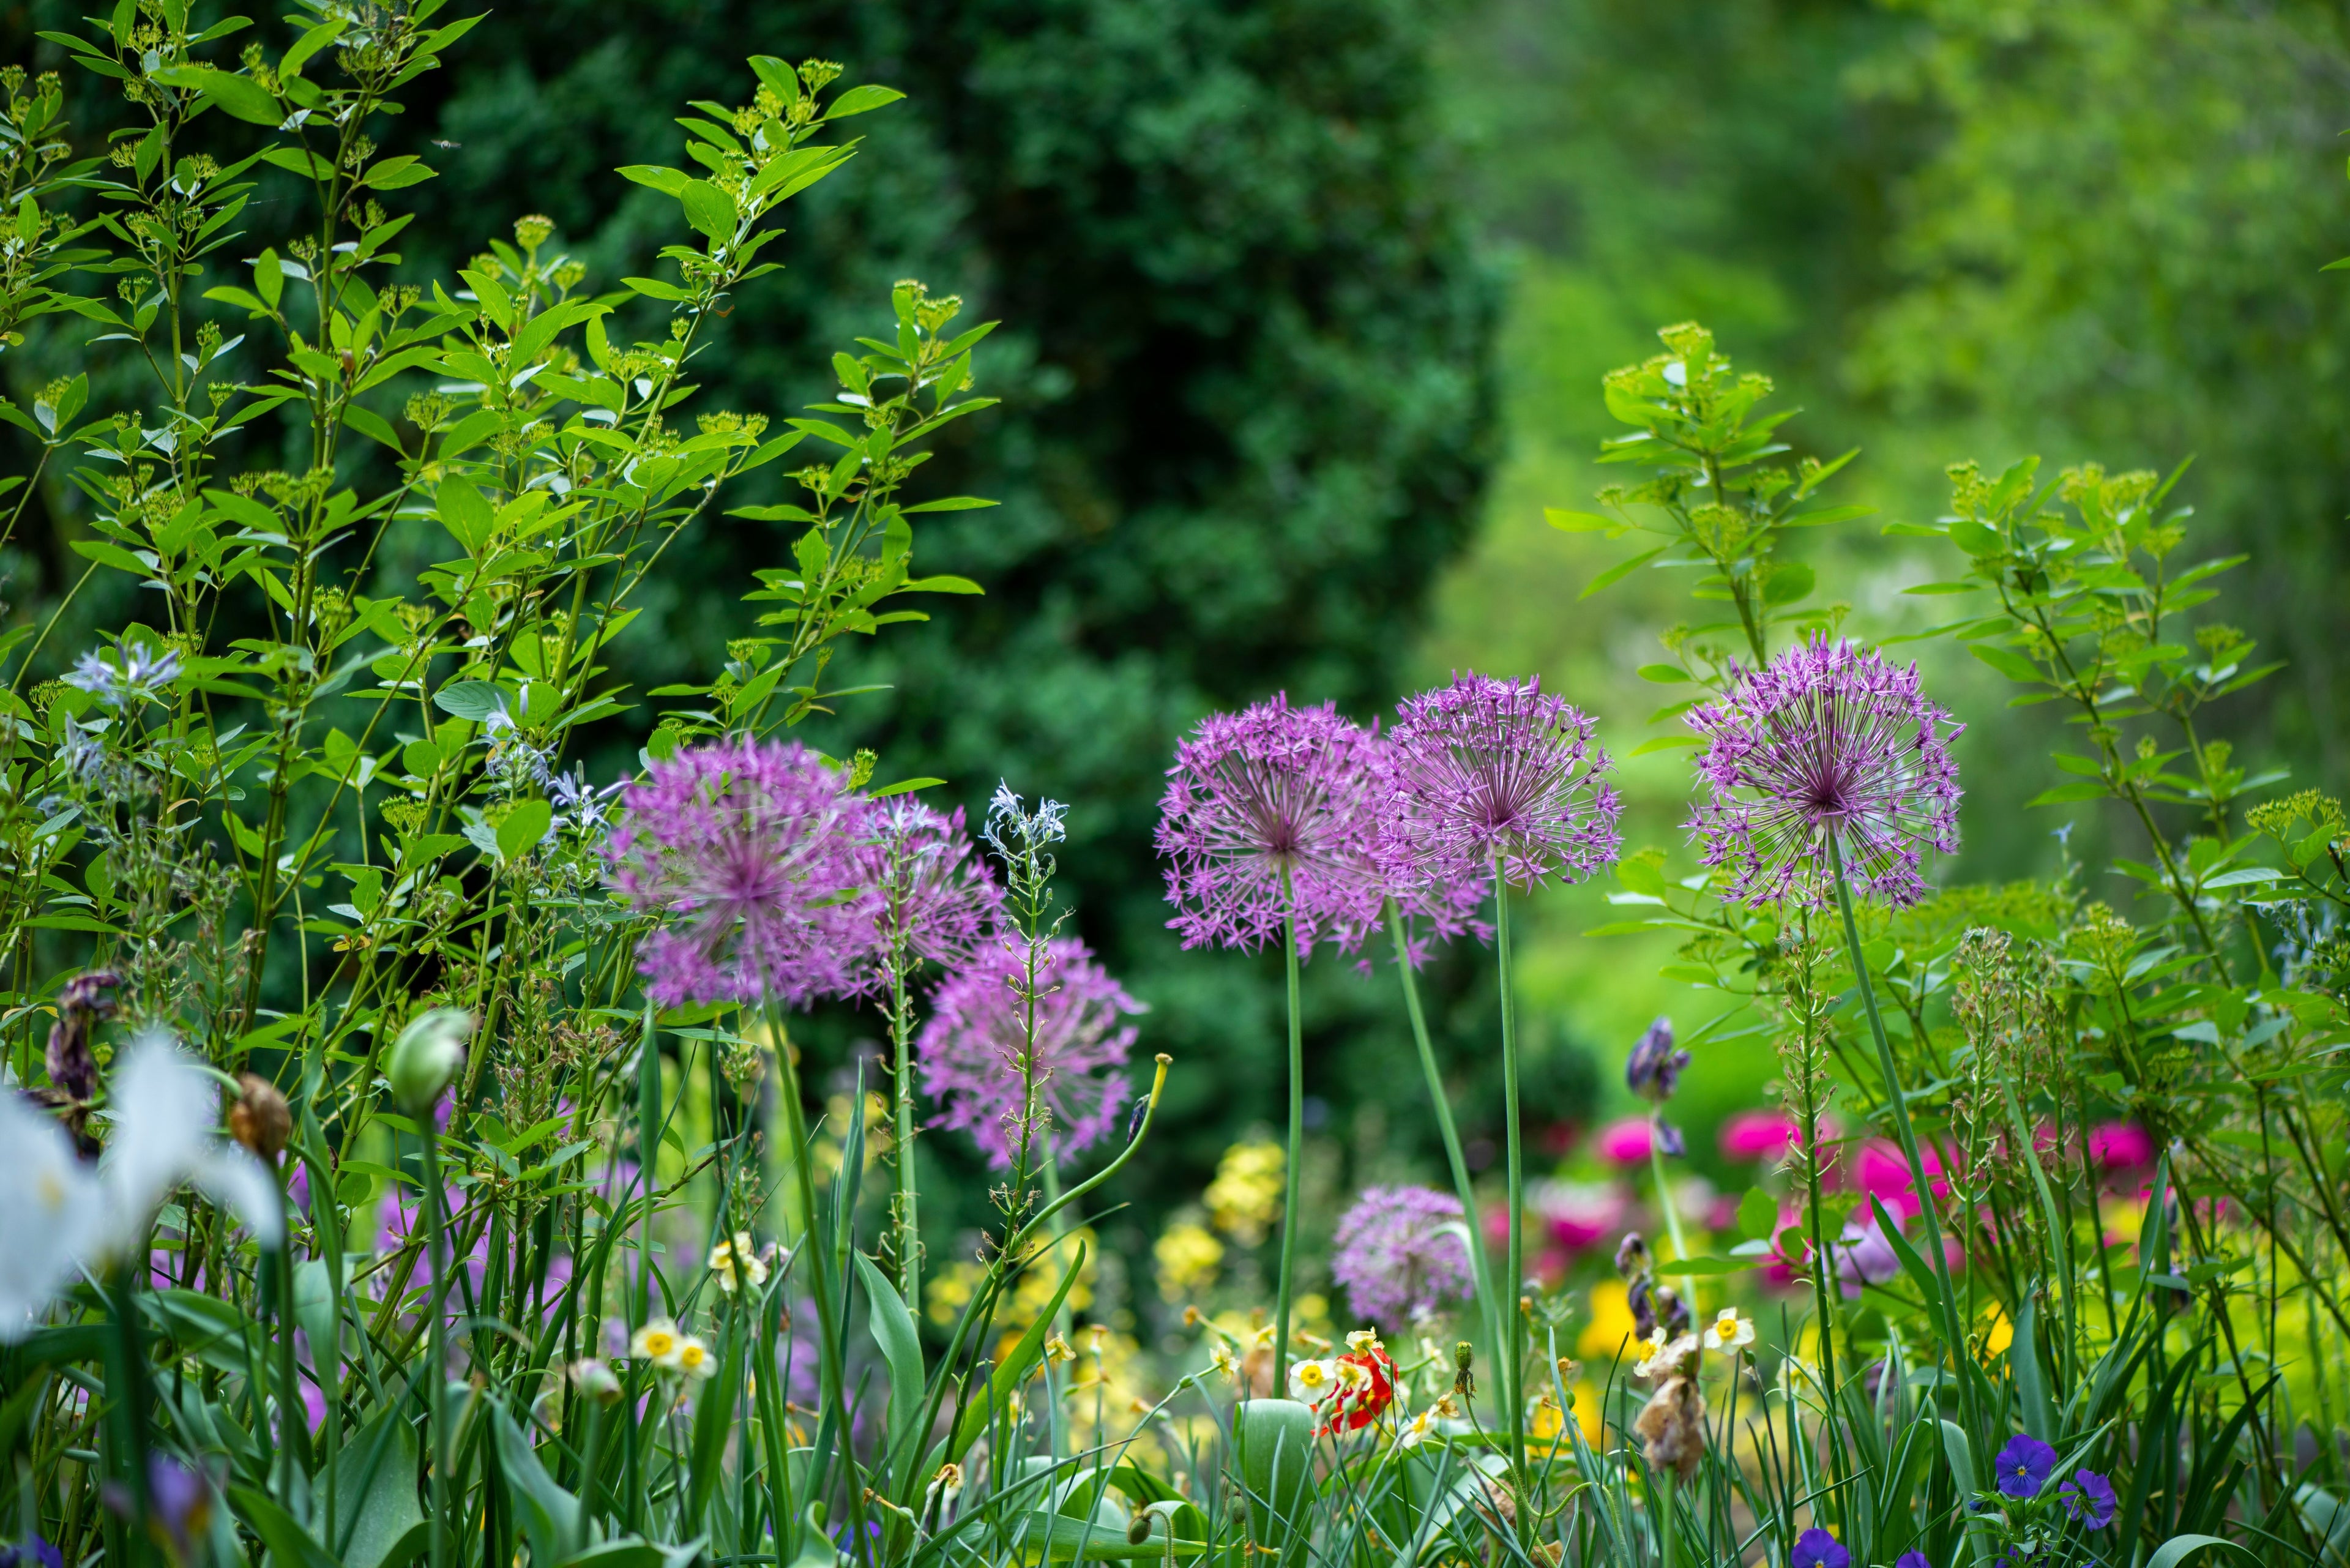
[918, 938, 1144, 1168]
[1156, 694, 1387, 956]
[607, 737, 882, 1007]
[1685, 637, 1963, 909]
[1382, 673, 1622, 892]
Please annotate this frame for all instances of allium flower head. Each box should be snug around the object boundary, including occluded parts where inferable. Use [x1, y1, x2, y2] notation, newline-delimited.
[607, 738, 881, 1008]
[1384, 673, 1621, 892]
[1360, 730, 1494, 968]
[919, 938, 1144, 1168]
[873, 801, 1001, 972]
[1330, 1185, 1474, 1329]
[1686, 636, 1963, 909]
[1156, 694, 1387, 955]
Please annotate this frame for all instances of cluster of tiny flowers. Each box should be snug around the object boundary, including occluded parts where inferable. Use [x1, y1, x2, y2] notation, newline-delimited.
[917, 936, 1144, 1168]
[63, 642, 181, 710]
[873, 801, 1001, 974]
[1329, 1185, 1474, 1330]
[1155, 695, 1389, 956]
[606, 738, 881, 1007]
[1382, 673, 1622, 893]
[1685, 637, 1963, 909]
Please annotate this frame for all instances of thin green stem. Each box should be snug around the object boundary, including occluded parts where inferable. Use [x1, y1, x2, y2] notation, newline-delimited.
[1387, 903, 1503, 1376]
[1493, 853, 1526, 1482]
[1273, 895, 1304, 1392]
[1827, 832, 1972, 1430]
[419, 1127, 450, 1568]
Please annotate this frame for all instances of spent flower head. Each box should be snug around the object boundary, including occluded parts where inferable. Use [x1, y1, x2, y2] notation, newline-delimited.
[1686, 637, 1963, 909]
[1383, 673, 1621, 892]
[607, 737, 881, 1007]
[873, 800, 1001, 973]
[918, 937, 1144, 1168]
[1155, 694, 1387, 956]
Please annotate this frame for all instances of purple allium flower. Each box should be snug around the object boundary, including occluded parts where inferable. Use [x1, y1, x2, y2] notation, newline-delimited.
[873, 801, 1001, 974]
[918, 938, 1144, 1168]
[2059, 1467, 2116, 1529]
[1624, 1016, 1687, 1103]
[1330, 1185, 1474, 1329]
[607, 737, 881, 1008]
[1994, 1433, 2057, 1499]
[1790, 1528, 1849, 1568]
[1383, 673, 1621, 892]
[1155, 694, 1388, 957]
[1686, 636, 1963, 909]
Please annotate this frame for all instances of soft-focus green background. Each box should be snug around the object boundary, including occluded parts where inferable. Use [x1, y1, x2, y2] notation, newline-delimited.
[11, 0, 2349, 1327]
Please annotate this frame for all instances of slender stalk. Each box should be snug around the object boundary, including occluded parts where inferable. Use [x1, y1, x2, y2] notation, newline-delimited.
[419, 1128, 451, 1568]
[1827, 833, 1972, 1428]
[1387, 903, 1503, 1373]
[1492, 851, 1526, 1481]
[1647, 1138, 1693, 1321]
[890, 947, 921, 1309]
[1272, 884, 1305, 1392]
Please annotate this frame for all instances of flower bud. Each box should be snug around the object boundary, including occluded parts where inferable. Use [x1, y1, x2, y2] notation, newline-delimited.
[570, 1359, 622, 1405]
[228, 1073, 291, 1162]
[388, 1007, 474, 1115]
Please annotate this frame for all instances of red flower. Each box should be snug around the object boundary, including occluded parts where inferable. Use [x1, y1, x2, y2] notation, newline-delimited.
[1316, 1345, 1397, 1435]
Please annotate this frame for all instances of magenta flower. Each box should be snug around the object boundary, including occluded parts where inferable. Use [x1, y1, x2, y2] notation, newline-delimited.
[1330, 1186, 1475, 1329]
[872, 801, 1001, 973]
[1720, 1110, 1799, 1162]
[1383, 673, 1621, 892]
[1595, 1116, 1659, 1165]
[2089, 1121, 2155, 1171]
[607, 738, 881, 1007]
[1687, 637, 1963, 909]
[1155, 695, 1388, 957]
[918, 938, 1144, 1168]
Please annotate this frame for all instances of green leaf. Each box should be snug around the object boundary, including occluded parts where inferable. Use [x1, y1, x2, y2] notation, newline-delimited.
[2144, 1538, 2256, 1568]
[1580, 544, 1667, 599]
[1762, 561, 1814, 604]
[826, 83, 906, 118]
[1656, 1256, 1755, 1277]
[617, 165, 691, 195]
[852, 1252, 927, 1478]
[1627, 734, 1704, 756]
[1636, 663, 1690, 684]
[150, 65, 282, 125]
[948, 1242, 1087, 1463]
[228, 1487, 340, 1568]
[1233, 1398, 1317, 1560]
[324, 1408, 427, 1568]
[623, 276, 690, 302]
[2025, 781, 2110, 807]
[2201, 867, 2285, 889]
[433, 681, 509, 723]
[362, 155, 437, 190]
[496, 800, 553, 864]
[1737, 1187, 1778, 1242]
[1544, 508, 1618, 532]
[1969, 642, 2046, 685]
[871, 777, 944, 798]
[679, 179, 737, 240]
[901, 495, 999, 513]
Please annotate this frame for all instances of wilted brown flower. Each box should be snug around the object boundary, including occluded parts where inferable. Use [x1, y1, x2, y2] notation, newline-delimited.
[229, 1073, 291, 1162]
[1633, 1374, 1707, 1482]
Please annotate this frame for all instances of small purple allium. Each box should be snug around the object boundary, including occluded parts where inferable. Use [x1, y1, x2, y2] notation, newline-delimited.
[1382, 673, 1621, 892]
[1994, 1433, 2057, 1499]
[1686, 636, 1963, 909]
[607, 737, 881, 1008]
[2059, 1467, 2116, 1529]
[1330, 1185, 1474, 1329]
[1789, 1528, 1849, 1568]
[919, 938, 1144, 1168]
[1155, 694, 1387, 957]
[872, 801, 1001, 974]
[1624, 1016, 1687, 1103]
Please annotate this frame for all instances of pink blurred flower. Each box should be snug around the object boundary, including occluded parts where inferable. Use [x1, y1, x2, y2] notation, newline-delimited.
[1852, 1140, 1947, 1220]
[1595, 1116, 1657, 1165]
[1531, 1180, 1628, 1252]
[1720, 1110, 1798, 1163]
[2089, 1121, 2155, 1171]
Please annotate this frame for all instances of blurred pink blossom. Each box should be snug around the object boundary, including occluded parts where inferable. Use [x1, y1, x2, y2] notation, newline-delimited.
[1719, 1110, 1798, 1162]
[2089, 1121, 2155, 1171]
[1531, 1180, 1628, 1252]
[1852, 1140, 1948, 1220]
[1595, 1116, 1657, 1165]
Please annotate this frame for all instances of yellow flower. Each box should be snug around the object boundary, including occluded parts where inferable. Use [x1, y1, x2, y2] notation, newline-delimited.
[1980, 1304, 2015, 1361]
[1398, 1407, 1440, 1449]
[630, 1318, 682, 1368]
[709, 1231, 769, 1295]
[1154, 1221, 1224, 1302]
[1204, 1140, 1285, 1244]
[673, 1335, 716, 1381]
[1702, 1307, 1755, 1353]
[1288, 1358, 1338, 1402]
[1579, 1280, 1638, 1362]
[1570, 1381, 1603, 1444]
[1209, 1342, 1239, 1381]
[1633, 1332, 1695, 1380]
[1044, 1333, 1076, 1366]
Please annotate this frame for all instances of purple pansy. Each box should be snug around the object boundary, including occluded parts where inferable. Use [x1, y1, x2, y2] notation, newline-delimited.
[1790, 1527, 1849, 1568]
[1994, 1433, 2057, 1499]
[2060, 1467, 2116, 1529]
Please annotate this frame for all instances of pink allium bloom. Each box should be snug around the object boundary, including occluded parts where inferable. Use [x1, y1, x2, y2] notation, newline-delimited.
[1384, 673, 1622, 892]
[919, 938, 1144, 1168]
[1720, 1110, 1799, 1163]
[1531, 1179, 1628, 1252]
[1595, 1116, 1657, 1165]
[873, 801, 1001, 974]
[1156, 694, 1389, 956]
[1331, 1185, 1475, 1329]
[2089, 1121, 2155, 1170]
[608, 738, 881, 1007]
[1686, 637, 1963, 909]
[1854, 1139, 1948, 1220]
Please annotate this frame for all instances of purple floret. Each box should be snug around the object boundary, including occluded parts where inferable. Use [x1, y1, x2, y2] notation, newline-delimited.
[1330, 1185, 1475, 1329]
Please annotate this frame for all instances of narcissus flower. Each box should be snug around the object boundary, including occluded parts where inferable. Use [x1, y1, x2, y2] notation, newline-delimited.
[709, 1232, 769, 1294]
[673, 1335, 716, 1381]
[631, 1317, 684, 1368]
[1702, 1307, 1756, 1353]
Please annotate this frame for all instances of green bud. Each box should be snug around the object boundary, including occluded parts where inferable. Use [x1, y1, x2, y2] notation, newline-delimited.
[388, 1006, 474, 1114]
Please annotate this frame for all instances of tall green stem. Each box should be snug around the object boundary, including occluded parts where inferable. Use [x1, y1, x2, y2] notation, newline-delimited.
[1827, 833, 1972, 1428]
[890, 953, 921, 1309]
[419, 1129, 450, 1568]
[1272, 893, 1304, 1392]
[1647, 1138, 1693, 1320]
[1387, 903, 1503, 1376]
[1492, 854, 1526, 1480]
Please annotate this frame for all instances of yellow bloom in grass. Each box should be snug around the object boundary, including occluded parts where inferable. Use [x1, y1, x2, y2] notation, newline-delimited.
[631, 1317, 684, 1368]
[1703, 1307, 1756, 1353]
[709, 1231, 769, 1295]
[1579, 1280, 1638, 1363]
[1155, 1222, 1224, 1302]
[1528, 1393, 1564, 1444]
[1204, 1140, 1285, 1245]
[1209, 1342, 1240, 1381]
[1045, 1333, 1076, 1366]
[1979, 1304, 2015, 1362]
[1633, 1332, 1695, 1380]
[673, 1335, 716, 1381]
[1398, 1407, 1441, 1449]
[1570, 1381, 1602, 1444]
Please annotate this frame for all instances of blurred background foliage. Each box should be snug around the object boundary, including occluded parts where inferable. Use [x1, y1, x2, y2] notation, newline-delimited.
[10, 0, 2349, 1334]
